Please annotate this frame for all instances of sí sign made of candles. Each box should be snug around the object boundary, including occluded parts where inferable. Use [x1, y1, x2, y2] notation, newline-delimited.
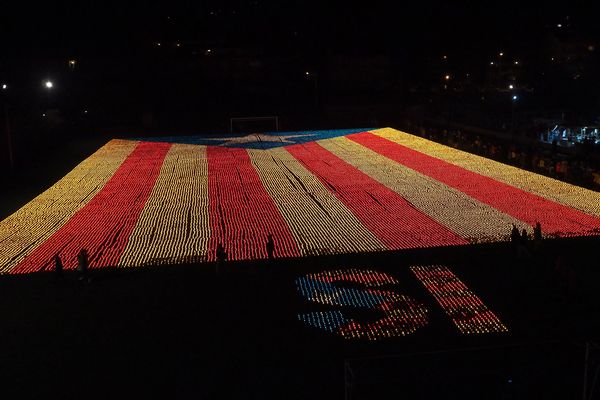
[296, 265, 508, 340]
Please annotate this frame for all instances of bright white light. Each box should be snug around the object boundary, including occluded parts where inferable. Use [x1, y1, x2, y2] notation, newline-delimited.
[305, 71, 310, 76]
[512, 95, 518, 100]
[84, 110, 88, 114]
[499, 52, 504, 56]
[557, 24, 562, 28]
[445, 74, 450, 80]
[42, 113, 46, 117]
[514, 61, 519, 65]
[1, 84, 6, 90]
[45, 81, 54, 89]
[509, 84, 514, 89]
[490, 61, 495, 65]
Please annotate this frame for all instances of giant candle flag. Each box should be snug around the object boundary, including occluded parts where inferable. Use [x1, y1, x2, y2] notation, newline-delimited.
[1, 128, 600, 273]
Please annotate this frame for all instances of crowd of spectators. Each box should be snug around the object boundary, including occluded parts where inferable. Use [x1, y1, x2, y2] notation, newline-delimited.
[408, 124, 600, 191]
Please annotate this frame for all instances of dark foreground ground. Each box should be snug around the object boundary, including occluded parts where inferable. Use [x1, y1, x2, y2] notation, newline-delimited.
[1, 237, 599, 399]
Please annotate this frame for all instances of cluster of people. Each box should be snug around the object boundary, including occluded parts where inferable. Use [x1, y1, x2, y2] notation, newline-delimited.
[53, 248, 89, 280]
[215, 234, 276, 269]
[510, 222, 543, 258]
[52, 235, 277, 278]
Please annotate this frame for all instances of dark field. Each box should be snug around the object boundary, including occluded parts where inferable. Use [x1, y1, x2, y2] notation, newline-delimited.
[1, 238, 599, 399]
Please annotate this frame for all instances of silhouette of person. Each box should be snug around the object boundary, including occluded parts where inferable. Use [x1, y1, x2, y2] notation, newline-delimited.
[533, 222, 542, 241]
[533, 222, 542, 252]
[54, 253, 64, 277]
[77, 248, 89, 280]
[521, 229, 529, 242]
[510, 224, 520, 244]
[266, 234, 275, 260]
[216, 243, 227, 263]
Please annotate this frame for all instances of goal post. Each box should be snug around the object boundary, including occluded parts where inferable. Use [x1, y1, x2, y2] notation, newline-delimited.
[230, 116, 279, 134]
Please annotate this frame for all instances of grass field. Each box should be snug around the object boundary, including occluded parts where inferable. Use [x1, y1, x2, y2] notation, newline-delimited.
[2, 128, 599, 274]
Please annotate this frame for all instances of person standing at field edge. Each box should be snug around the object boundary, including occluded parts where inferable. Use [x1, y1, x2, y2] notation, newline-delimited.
[54, 253, 64, 278]
[216, 243, 227, 264]
[266, 234, 275, 260]
[533, 222, 543, 251]
[510, 224, 520, 246]
[77, 248, 89, 281]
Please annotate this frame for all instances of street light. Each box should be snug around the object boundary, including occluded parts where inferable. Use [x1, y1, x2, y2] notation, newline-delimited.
[304, 71, 319, 108]
[511, 95, 518, 133]
[445, 74, 450, 80]
[509, 84, 514, 89]
[45, 80, 54, 89]
[1, 82, 13, 169]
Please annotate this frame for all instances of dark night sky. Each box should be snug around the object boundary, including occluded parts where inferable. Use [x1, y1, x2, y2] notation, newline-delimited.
[2, 1, 598, 57]
[2, 1, 600, 114]
[1, 0, 600, 166]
